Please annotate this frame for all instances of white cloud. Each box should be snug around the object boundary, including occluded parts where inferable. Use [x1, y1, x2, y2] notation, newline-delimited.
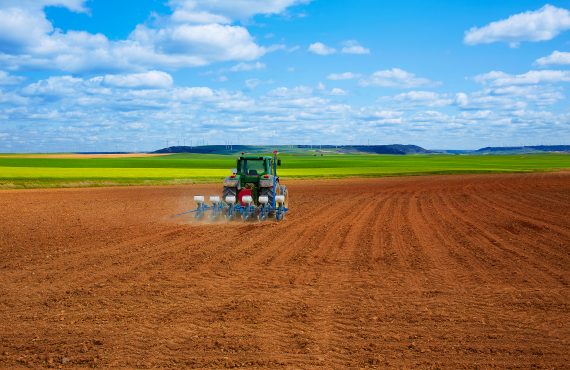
[168, 0, 311, 22]
[267, 85, 313, 97]
[329, 88, 347, 96]
[0, 7, 265, 72]
[0, 0, 87, 12]
[3, 72, 569, 151]
[129, 23, 265, 67]
[244, 78, 272, 89]
[173, 87, 215, 99]
[308, 42, 336, 55]
[245, 78, 261, 89]
[229, 61, 266, 72]
[99, 71, 173, 89]
[393, 91, 453, 107]
[459, 110, 492, 120]
[0, 0, 310, 73]
[21, 71, 173, 97]
[474, 70, 570, 86]
[491, 85, 564, 106]
[0, 7, 55, 54]
[359, 68, 434, 88]
[327, 72, 359, 80]
[0, 70, 24, 85]
[341, 40, 370, 55]
[451, 83, 565, 111]
[170, 10, 231, 24]
[455, 92, 469, 108]
[464, 5, 570, 47]
[356, 109, 404, 124]
[22, 75, 84, 97]
[535, 50, 570, 66]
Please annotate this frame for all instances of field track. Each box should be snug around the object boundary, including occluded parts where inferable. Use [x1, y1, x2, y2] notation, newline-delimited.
[1, 173, 569, 368]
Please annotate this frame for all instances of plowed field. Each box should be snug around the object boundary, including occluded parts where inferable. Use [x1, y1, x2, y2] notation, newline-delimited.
[1, 173, 569, 368]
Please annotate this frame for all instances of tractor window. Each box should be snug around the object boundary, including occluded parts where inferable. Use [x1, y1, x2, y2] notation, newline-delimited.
[242, 160, 265, 175]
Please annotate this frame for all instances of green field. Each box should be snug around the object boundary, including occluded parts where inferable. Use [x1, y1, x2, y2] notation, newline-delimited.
[1, 153, 569, 189]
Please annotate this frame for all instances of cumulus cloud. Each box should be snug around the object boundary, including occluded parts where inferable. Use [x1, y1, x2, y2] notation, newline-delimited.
[99, 71, 173, 89]
[392, 91, 453, 107]
[245, 78, 261, 89]
[267, 85, 313, 97]
[0, 70, 24, 85]
[229, 61, 266, 72]
[359, 68, 434, 88]
[0, 0, 87, 12]
[20, 71, 173, 98]
[172, 86, 215, 99]
[308, 42, 336, 55]
[168, 0, 311, 22]
[22, 75, 85, 97]
[455, 92, 469, 108]
[128, 23, 265, 68]
[341, 40, 370, 55]
[327, 72, 359, 80]
[329, 87, 347, 96]
[464, 5, 570, 47]
[535, 51, 570, 66]
[474, 70, 570, 86]
[0, 6, 56, 54]
[356, 109, 403, 124]
[2, 72, 569, 151]
[0, 0, 309, 73]
[170, 10, 231, 24]
[452, 83, 565, 111]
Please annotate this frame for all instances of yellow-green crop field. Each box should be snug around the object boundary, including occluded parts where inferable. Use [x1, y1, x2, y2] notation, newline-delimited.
[1, 153, 569, 189]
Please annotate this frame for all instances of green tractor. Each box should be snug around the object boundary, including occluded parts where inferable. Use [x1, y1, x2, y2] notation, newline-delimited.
[189, 151, 289, 221]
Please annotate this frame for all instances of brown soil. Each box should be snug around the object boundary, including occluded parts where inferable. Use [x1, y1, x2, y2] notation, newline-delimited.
[1, 173, 569, 368]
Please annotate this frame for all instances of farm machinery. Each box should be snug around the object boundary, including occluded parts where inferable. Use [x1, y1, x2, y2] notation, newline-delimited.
[181, 151, 289, 221]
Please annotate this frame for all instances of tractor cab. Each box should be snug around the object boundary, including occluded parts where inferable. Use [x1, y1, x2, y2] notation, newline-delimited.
[236, 156, 272, 178]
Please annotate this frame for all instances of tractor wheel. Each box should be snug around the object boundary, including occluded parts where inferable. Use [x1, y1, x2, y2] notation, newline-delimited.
[222, 186, 237, 202]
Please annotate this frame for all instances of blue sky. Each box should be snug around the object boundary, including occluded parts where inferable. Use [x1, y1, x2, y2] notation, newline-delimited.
[1, 0, 570, 151]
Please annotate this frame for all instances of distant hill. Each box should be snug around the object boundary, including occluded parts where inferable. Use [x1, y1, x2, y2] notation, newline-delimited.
[152, 144, 569, 156]
[475, 145, 570, 154]
[154, 145, 257, 154]
[350, 145, 428, 154]
[153, 144, 431, 155]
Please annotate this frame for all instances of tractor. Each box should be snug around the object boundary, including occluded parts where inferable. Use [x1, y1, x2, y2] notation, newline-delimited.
[183, 151, 289, 221]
